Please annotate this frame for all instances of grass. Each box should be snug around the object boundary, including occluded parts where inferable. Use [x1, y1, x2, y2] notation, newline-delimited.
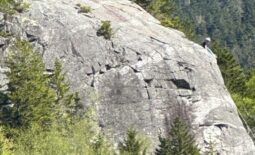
[76, 3, 92, 13]
[97, 21, 113, 40]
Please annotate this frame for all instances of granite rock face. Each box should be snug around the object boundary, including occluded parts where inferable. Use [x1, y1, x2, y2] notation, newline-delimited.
[0, 0, 254, 154]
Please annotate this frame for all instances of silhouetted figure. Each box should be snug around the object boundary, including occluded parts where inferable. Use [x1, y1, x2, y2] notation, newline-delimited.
[202, 37, 211, 48]
[201, 37, 215, 57]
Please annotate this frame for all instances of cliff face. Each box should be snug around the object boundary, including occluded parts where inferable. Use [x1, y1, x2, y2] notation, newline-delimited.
[0, 0, 254, 154]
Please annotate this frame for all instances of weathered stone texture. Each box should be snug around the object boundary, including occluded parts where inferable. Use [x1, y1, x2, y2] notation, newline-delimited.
[0, 0, 254, 154]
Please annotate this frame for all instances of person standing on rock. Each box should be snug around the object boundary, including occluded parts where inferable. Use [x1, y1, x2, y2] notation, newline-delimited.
[202, 37, 211, 48]
[202, 37, 215, 56]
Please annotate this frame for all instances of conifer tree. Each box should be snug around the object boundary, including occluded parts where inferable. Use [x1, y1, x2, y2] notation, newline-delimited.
[132, 0, 195, 39]
[4, 39, 56, 127]
[119, 129, 147, 155]
[156, 117, 200, 155]
[212, 42, 246, 93]
[50, 59, 82, 121]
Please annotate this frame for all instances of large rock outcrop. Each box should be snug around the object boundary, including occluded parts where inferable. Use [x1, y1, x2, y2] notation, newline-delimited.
[0, 0, 254, 154]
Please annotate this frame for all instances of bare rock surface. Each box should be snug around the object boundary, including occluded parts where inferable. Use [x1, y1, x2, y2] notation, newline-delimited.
[0, 0, 254, 154]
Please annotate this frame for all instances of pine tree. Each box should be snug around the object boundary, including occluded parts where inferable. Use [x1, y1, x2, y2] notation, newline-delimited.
[119, 129, 147, 155]
[50, 59, 82, 121]
[132, 0, 195, 39]
[156, 117, 200, 155]
[213, 42, 246, 93]
[4, 39, 56, 127]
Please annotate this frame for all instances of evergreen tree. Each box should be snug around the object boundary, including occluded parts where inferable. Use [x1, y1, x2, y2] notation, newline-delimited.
[173, 0, 255, 68]
[132, 0, 195, 39]
[4, 39, 56, 127]
[233, 72, 255, 140]
[245, 72, 255, 99]
[50, 59, 82, 121]
[156, 117, 200, 155]
[119, 129, 147, 155]
[212, 42, 246, 93]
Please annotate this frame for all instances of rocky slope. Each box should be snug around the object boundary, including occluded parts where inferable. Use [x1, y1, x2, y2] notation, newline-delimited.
[0, 0, 254, 154]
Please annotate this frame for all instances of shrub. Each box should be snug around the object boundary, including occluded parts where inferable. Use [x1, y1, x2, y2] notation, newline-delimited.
[119, 128, 149, 155]
[97, 21, 113, 40]
[14, 2, 31, 13]
[0, 127, 13, 155]
[13, 115, 113, 155]
[77, 3, 92, 13]
[0, 0, 30, 14]
[0, 0, 16, 15]
[156, 117, 200, 155]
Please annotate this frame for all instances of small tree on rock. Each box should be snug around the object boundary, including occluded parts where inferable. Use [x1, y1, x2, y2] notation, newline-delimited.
[50, 59, 82, 122]
[156, 117, 200, 155]
[119, 129, 148, 155]
[4, 39, 56, 127]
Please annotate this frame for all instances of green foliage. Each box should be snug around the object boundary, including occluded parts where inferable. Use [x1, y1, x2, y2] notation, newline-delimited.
[50, 59, 83, 122]
[156, 117, 200, 155]
[0, 39, 114, 155]
[119, 129, 148, 155]
[13, 2, 30, 13]
[1, 40, 82, 129]
[212, 42, 246, 93]
[173, 0, 255, 68]
[13, 111, 113, 155]
[232, 93, 255, 138]
[0, 0, 30, 14]
[0, 0, 16, 15]
[133, 0, 195, 39]
[233, 72, 255, 139]
[0, 127, 13, 155]
[131, 0, 151, 8]
[77, 3, 92, 13]
[97, 21, 113, 40]
[4, 39, 56, 127]
[245, 73, 255, 99]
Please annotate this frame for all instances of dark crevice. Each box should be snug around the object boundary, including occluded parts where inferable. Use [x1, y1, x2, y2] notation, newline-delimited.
[145, 87, 151, 100]
[91, 66, 96, 74]
[129, 66, 140, 73]
[86, 73, 93, 76]
[70, 41, 82, 58]
[215, 124, 228, 130]
[46, 68, 54, 72]
[155, 85, 163, 88]
[150, 36, 168, 45]
[90, 77, 95, 87]
[184, 66, 192, 72]
[144, 79, 153, 87]
[105, 64, 111, 70]
[171, 79, 191, 89]
[178, 94, 192, 98]
[26, 32, 38, 42]
[99, 70, 105, 74]
[136, 51, 141, 55]
[178, 62, 193, 72]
